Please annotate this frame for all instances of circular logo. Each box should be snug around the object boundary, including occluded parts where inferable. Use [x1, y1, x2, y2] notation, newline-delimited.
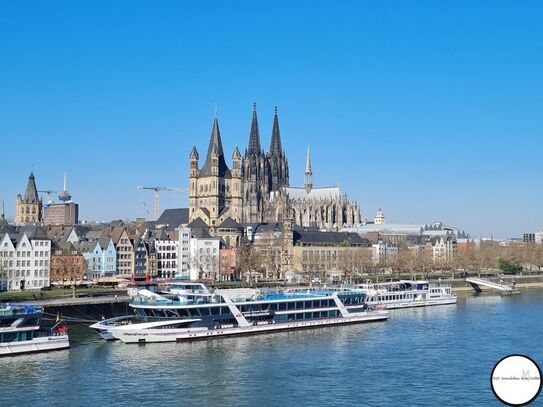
[491, 355, 542, 406]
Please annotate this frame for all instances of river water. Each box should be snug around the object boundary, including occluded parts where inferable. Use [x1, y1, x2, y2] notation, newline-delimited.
[2, 290, 542, 406]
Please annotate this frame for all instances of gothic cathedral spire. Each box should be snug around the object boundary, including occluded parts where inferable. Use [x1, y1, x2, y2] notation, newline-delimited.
[304, 145, 312, 193]
[269, 106, 282, 156]
[247, 102, 261, 155]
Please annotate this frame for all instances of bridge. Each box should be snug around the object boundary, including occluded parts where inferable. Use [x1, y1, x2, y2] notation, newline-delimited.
[465, 277, 520, 294]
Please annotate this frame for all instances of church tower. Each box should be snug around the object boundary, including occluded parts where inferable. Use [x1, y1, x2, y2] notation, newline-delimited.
[267, 107, 289, 192]
[242, 103, 269, 223]
[15, 171, 42, 226]
[189, 114, 241, 226]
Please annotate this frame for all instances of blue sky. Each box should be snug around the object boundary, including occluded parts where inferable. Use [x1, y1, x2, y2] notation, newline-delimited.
[0, 1, 541, 238]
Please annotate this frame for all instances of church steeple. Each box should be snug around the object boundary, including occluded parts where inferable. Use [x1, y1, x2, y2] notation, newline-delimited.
[304, 145, 312, 193]
[199, 115, 230, 177]
[247, 102, 261, 155]
[269, 106, 282, 156]
[24, 171, 39, 203]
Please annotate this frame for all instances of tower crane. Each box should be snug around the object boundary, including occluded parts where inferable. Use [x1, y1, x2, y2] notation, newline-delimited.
[137, 186, 186, 221]
[38, 190, 58, 205]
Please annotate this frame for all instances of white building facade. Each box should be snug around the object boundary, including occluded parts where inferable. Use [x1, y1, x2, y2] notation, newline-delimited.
[0, 232, 51, 291]
[189, 234, 220, 281]
[176, 228, 191, 279]
[156, 239, 179, 279]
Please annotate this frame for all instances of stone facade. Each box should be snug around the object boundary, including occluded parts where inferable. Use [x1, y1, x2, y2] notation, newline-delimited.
[188, 107, 361, 234]
[188, 115, 243, 227]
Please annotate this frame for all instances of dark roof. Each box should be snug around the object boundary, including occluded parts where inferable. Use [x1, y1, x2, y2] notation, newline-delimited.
[218, 217, 242, 229]
[97, 238, 112, 250]
[293, 230, 370, 247]
[23, 172, 39, 203]
[187, 217, 209, 229]
[199, 116, 231, 178]
[156, 208, 189, 230]
[19, 225, 48, 240]
[190, 228, 212, 239]
[251, 222, 283, 234]
[0, 216, 15, 234]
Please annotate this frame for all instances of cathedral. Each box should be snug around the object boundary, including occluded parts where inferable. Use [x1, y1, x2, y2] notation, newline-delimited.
[188, 105, 361, 231]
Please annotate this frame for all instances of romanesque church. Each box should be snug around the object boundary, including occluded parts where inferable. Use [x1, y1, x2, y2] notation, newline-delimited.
[188, 105, 360, 230]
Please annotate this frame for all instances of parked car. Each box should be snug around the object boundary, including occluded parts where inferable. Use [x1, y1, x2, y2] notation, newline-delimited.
[40, 285, 52, 291]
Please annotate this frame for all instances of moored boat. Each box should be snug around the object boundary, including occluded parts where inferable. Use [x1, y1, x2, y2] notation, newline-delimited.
[357, 280, 457, 309]
[96, 286, 388, 344]
[0, 303, 69, 356]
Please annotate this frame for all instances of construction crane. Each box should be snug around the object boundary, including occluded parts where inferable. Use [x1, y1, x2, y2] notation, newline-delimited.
[137, 186, 186, 221]
[38, 190, 58, 205]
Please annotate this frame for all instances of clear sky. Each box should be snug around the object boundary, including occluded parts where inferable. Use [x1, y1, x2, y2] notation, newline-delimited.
[0, 1, 541, 238]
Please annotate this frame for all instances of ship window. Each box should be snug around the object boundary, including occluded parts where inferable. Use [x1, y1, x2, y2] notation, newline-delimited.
[1, 332, 17, 342]
[177, 309, 189, 317]
[279, 303, 286, 310]
[211, 307, 220, 315]
[199, 308, 210, 316]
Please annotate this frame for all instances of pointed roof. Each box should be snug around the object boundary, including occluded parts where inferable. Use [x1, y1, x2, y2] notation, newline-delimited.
[199, 116, 231, 178]
[269, 106, 282, 155]
[305, 145, 312, 174]
[190, 146, 199, 160]
[247, 103, 261, 155]
[23, 172, 39, 203]
[232, 146, 241, 160]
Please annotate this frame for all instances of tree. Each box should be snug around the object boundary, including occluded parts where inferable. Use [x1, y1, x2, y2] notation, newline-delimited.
[497, 258, 522, 275]
[52, 254, 86, 299]
[258, 230, 282, 280]
[338, 248, 373, 284]
[235, 238, 261, 284]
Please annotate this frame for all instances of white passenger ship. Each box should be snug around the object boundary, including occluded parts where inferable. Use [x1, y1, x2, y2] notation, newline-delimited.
[0, 303, 69, 356]
[91, 284, 388, 344]
[357, 280, 457, 309]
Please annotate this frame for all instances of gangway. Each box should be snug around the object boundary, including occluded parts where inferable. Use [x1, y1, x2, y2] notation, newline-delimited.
[465, 277, 520, 295]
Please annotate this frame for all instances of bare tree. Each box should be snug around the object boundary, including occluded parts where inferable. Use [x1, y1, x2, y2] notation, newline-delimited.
[235, 238, 261, 284]
[338, 248, 373, 284]
[258, 230, 282, 280]
[52, 254, 86, 299]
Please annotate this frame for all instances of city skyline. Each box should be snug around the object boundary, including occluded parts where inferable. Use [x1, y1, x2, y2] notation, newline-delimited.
[1, 1, 542, 237]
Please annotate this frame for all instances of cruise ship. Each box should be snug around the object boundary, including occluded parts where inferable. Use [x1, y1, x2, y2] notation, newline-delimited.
[357, 280, 457, 309]
[0, 303, 69, 356]
[91, 286, 388, 343]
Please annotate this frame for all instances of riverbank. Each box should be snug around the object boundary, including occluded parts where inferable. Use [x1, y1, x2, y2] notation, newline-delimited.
[449, 275, 543, 292]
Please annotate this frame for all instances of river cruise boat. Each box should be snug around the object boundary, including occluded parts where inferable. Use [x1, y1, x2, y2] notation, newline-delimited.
[0, 303, 69, 356]
[356, 280, 457, 309]
[92, 286, 388, 344]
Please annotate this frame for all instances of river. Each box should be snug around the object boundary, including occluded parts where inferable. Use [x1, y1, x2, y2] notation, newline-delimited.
[2, 290, 542, 406]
